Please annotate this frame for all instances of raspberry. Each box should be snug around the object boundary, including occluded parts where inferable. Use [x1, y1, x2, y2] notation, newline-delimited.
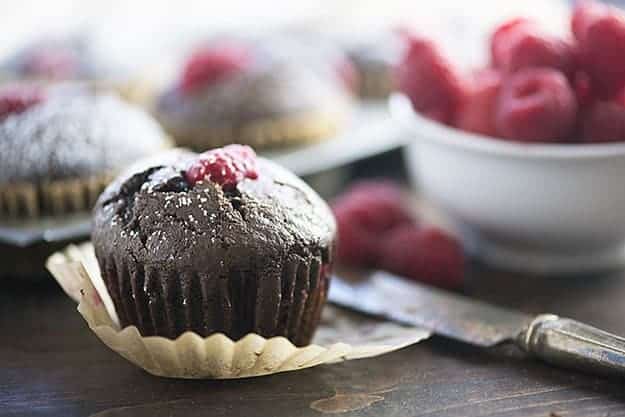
[396, 37, 467, 125]
[21, 47, 79, 80]
[379, 225, 465, 290]
[185, 145, 258, 188]
[491, 18, 574, 76]
[495, 68, 577, 142]
[572, 0, 608, 42]
[573, 70, 595, 107]
[581, 96, 625, 142]
[179, 45, 251, 94]
[455, 68, 502, 136]
[331, 181, 415, 267]
[574, 2, 625, 96]
[490, 18, 535, 67]
[0, 84, 45, 120]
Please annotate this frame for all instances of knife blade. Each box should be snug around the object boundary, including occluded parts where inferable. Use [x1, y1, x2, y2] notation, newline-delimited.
[329, 272, 625, 377]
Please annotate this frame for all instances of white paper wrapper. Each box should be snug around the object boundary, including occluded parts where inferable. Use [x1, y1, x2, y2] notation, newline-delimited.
[47, 243, 430, 379]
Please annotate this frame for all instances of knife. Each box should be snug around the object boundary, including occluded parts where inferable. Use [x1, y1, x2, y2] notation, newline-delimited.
[328, 271, 625, 377]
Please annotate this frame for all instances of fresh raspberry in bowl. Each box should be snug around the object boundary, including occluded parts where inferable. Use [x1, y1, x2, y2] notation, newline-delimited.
[395, 36, 467, 125]
[455, 68, 502, 137]
[495, 68, 577, 143]
[573, 0, 625, 96]
[581, 90, 625, 142]
[490, 18, 574, 76]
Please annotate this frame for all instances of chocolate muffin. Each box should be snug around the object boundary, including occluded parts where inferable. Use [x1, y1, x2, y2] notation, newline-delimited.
[92, 145, 336, 346]
[154, 39, 351, 151]
[0, 83, 169, 219]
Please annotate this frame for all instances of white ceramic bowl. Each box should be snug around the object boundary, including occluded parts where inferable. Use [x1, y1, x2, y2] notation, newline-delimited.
[390, 94, 625, 275]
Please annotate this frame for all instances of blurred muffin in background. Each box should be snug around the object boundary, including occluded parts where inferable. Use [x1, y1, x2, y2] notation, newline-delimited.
[0, 35, 157, 105]
[339, 30, 405, 99]
[0, 82, 169, 220]
[154, 37, 352, 151]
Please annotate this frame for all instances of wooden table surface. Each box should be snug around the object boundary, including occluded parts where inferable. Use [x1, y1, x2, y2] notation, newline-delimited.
[3, 263, 625, 417]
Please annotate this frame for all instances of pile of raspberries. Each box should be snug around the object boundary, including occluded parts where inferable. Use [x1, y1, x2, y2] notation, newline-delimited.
[397, 0, 625, 143]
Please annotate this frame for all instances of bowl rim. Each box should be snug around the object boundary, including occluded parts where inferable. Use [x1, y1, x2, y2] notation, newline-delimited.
[389, 93, 625, 160]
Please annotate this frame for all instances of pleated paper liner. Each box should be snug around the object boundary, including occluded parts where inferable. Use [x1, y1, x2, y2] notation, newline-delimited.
[168, 108, 350, 152]
[46, 243, 431, 379]
[0, 175, 113, 219]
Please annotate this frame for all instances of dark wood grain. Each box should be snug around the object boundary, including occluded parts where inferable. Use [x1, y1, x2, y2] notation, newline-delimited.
[2, 263, 625, 417]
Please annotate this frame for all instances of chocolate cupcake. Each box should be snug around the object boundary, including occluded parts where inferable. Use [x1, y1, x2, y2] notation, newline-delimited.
[0, 83, 169, 219]
[154, 40, 351, 151]
[92, 145, 336, 346]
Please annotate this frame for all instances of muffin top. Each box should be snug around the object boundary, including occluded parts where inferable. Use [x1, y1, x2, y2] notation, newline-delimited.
[155, 39, 350, 132]
[1, 36, 119, 83]
[0, 83, 167, 184]
[92, 146, 336, 272]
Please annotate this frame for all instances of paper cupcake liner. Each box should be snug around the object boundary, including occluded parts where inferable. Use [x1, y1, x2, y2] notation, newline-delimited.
[96, 242, 332, 346]
[169, 109, 349, 152]
[47, 243, 431, 379]
[0, 175, 113, 220]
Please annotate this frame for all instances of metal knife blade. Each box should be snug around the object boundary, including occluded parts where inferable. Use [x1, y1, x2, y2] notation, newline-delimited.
[329, 272, 625, 377]
[328, 271, 533, 347]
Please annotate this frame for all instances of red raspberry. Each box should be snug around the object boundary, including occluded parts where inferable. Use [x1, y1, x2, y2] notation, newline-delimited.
[185, 145, 258, 188]
[572, 0, 608, 42]
[491, 18, 574, 76]
[574, 2, 625, 96]
[581, 95, 625, 142]
[396, 37, 467, 125]
[22, 47, 79, 80]
[331, 181, 415, 267]
[490, 18, 535, 67]
[179, 45, 251, 94]
[455, 68, 502, 137]
[495, 68, 577, 143]
[0, 84, 45, 120]
[379, 225, 465, 290]
[573, 70, 596, 107]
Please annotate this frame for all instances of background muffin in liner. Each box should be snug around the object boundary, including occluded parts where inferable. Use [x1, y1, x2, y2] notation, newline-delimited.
[154, 39, 353, 151]
[0, 83, 170, 220]
[47, 242, 431, 379]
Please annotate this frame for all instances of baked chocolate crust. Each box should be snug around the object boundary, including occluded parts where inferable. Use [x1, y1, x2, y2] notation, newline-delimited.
[92, 155, 336, 345]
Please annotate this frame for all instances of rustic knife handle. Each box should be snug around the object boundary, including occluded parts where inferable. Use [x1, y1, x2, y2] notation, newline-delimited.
[518, 314, 625, 377]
